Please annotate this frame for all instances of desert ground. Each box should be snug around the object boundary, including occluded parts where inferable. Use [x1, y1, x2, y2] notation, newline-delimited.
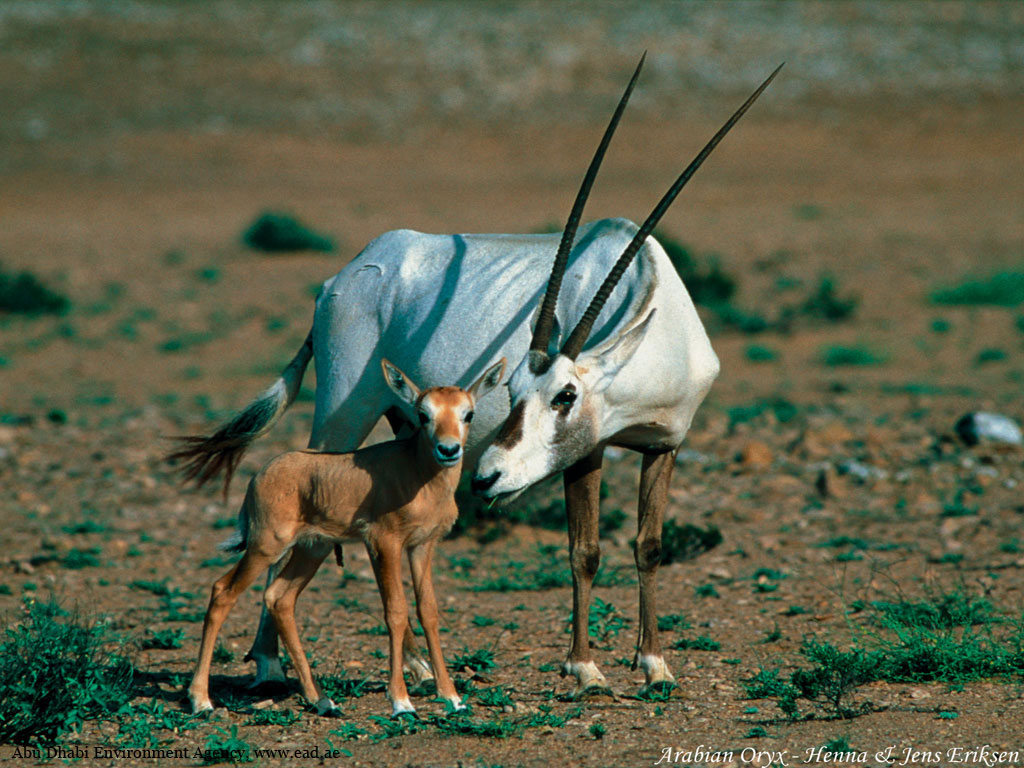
[1, 3, 1023, 767]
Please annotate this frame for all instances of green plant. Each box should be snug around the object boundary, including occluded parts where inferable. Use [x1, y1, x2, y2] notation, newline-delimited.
[0, 599, 133, 744]
[62, 547, 102, 569]
[0, 265, 69, 315]
[659, 519, 722, 565]
[140, 628, 185, 650]
[672, 635, 720, 651]
[202, 725, 254, 764]
[745, 344, 778, 362]
[798, 277, 858, 322]
[931, 271, 1024, 306]
[451, 647, 496, 674]
[247, 709, 300, 726]
[655, 230, 736, 305]
[821, 345, 885, 367]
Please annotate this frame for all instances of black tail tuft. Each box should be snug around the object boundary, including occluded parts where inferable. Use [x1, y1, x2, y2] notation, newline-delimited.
[166, 396, 279, 499]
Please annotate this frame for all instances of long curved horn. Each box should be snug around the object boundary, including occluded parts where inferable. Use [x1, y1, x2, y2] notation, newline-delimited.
[560, 62, 784, 360]
[529, 53, 646, 357]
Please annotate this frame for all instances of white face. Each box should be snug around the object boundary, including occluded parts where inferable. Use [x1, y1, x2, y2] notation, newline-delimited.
[472, 353, 600, 501]
[472, 309, 655, 500]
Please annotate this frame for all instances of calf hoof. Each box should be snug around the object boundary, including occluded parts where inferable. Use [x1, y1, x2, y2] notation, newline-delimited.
[390, 697, 417, 719]
[189, 692, 214, 714]
[403, 656, 436, 686]
[442, 696, 467, 714]
[314, 697, 341, 717]
[561, 660, 615, 701]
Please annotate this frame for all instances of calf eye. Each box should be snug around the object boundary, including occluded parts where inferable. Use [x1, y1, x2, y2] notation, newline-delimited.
[550, 389, 577, 409]
[418, 411, 429, 426]
[464, 411, 474, 424]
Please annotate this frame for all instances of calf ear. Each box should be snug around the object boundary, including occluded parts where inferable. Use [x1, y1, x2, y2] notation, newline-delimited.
[583, 309, 656, 393]
[468, 357, 507, 401]
[381, 359, 421, 406]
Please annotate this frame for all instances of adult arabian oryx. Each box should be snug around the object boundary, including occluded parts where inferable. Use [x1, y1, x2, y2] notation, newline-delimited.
[171, 57, 781, 699]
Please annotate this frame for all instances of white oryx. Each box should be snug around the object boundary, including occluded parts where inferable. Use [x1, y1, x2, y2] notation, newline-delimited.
[171, 57, 780, 699]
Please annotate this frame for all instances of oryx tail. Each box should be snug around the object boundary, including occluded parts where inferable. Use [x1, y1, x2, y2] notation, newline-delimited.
[167, 331, 313, 497]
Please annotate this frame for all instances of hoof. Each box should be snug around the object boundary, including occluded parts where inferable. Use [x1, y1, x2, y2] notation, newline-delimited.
[441, 697, 467, 714]
[390, 698, 417, 718]
[561, 660, 615, 701]
[248, 655, 287, 690]
[403, 656, 435, 686]
[637, 654, 676, 689]
[314, 697, 341, 717]
[189, 694, 214, 714]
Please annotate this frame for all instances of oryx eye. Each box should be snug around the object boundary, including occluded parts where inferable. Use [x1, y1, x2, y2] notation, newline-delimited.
[551, 389, 577, 409]
[464, 411, 474, 424]
[418, 411, 429, 426]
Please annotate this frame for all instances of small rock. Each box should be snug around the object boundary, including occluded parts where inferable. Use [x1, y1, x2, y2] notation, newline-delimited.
[252, 699, 276, 710]
[739, 440, 773, 467]
[837, 459, 888, 482]
[955, 412, 1022, 447]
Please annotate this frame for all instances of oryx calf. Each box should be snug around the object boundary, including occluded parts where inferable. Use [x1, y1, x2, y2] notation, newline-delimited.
[187, 358, 506, 716]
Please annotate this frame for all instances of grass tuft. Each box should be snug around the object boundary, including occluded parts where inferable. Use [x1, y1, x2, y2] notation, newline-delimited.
[0, 598, 133, 744]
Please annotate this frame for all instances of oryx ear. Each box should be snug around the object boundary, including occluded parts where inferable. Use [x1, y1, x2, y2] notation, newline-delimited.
[582, 309, 656, 393]
[468, 357, 507, 401]
[381, 359, 421, 406]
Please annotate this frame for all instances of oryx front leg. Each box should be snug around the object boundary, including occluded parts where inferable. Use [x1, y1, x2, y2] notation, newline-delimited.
[264, 541, 339, 716]
[560, 448, 612, 699]
[408, 539, 463, 712]
[633, 450, 677, 694]
[369, 541, 416, 717]
[245, 560, 285, 688]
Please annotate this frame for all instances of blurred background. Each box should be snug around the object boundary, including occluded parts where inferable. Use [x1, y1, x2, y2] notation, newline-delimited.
[2, 4, 1024, 756]
[1, 1, 1022, 424]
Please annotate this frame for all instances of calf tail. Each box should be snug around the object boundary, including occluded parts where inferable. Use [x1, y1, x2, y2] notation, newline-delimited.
[167, 330, 313, 498]
[218, 484, 253, 552]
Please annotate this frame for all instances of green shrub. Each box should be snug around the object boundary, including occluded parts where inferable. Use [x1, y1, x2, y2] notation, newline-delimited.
[0, 599, 133, 744]
[0, 266, 69, 315]
[659, 519, 722, 565]
[931, 271, 1024, 306]
[821, 345, 885, 367]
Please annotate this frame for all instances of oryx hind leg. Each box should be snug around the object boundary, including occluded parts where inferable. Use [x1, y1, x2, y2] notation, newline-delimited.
[560, 448, 613, 700]
[633, 449, 677, 694]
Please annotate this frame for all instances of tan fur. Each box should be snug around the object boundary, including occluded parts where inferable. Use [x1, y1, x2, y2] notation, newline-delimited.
[187, 358, 505, 716]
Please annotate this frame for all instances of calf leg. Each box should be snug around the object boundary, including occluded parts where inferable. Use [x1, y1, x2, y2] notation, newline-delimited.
[633, 449, 676, 693]
[408, 539, 463, 711]
[264, 541, 338, 715]
[368, 540, 415, 716]
[189, 552, 275, 713]
[245, 541, 328, 687]
[561, 448, 610, 699]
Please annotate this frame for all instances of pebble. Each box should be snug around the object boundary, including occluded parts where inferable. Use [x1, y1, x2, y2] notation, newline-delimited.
[955, 412, 1023, 447]
[739, 440, 773, 468]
